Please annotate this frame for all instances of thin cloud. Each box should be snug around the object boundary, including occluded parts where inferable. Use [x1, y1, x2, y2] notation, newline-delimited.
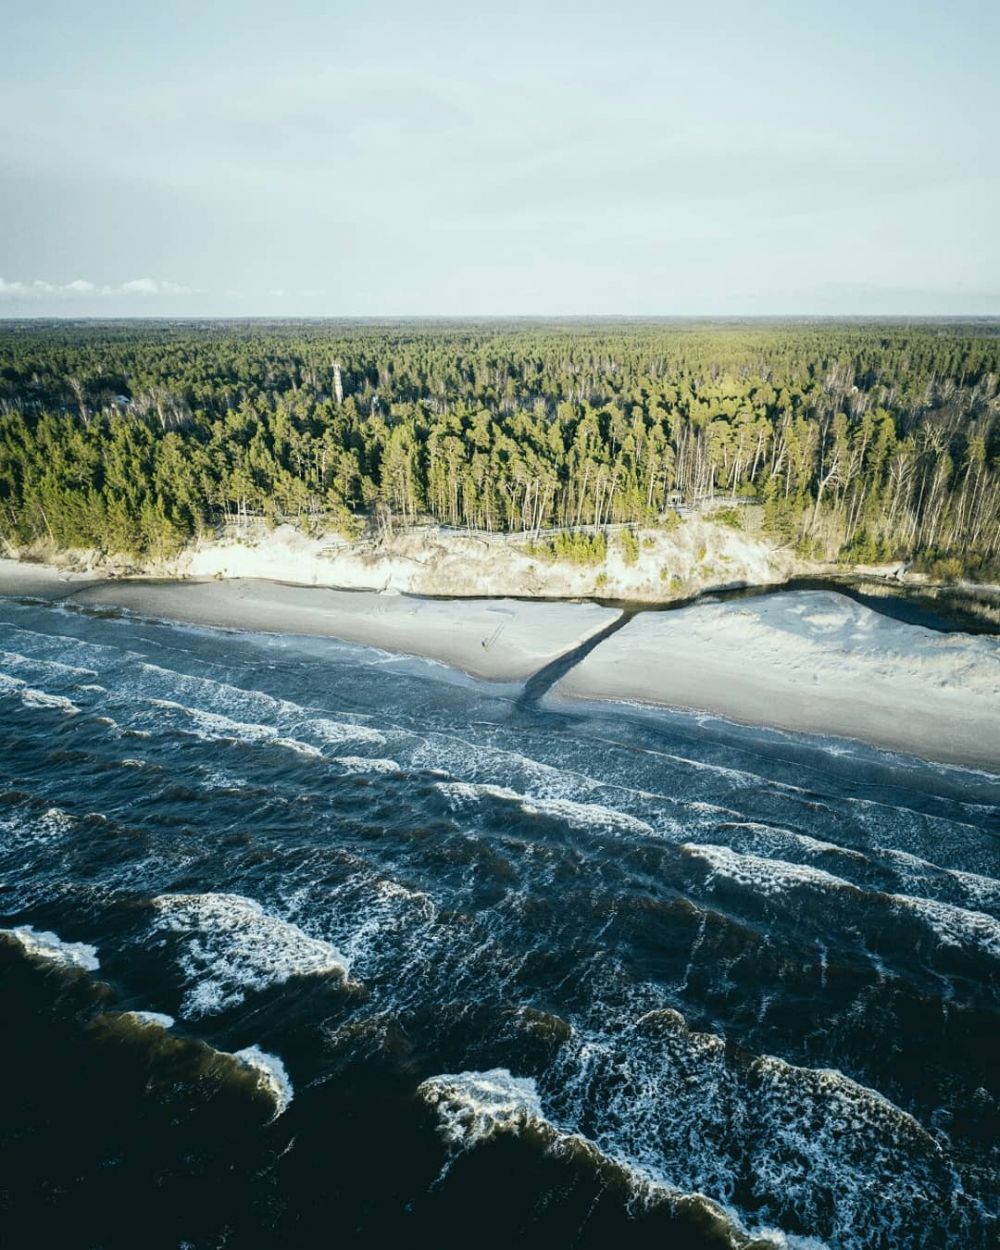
[0, 276, 193, 299]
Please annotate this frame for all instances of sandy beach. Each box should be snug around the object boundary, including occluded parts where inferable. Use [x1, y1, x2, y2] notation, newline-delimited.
[0, 559, 101, 601]
[552, 589, 1000, 771]
[2, 560, 998, 768]
[56, 576, 621, 683]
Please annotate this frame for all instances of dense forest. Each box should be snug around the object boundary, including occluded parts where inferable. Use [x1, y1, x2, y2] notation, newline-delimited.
[1, 319, 998, 579]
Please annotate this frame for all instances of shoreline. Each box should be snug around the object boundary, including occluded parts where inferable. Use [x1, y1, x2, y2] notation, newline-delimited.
[1, 558, 997, 773]
[548, 682, 1000, 775]
[47, 574, 623, 684]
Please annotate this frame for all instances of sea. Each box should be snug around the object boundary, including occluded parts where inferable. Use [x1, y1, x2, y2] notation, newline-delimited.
[1, 589, 997, 1250]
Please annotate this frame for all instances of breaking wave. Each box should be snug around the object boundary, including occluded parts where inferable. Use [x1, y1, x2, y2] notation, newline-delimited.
[436, 779, 655, 836]
[0, 671, 79, 713]
[231, 1045, 294, 1117]
[2, 924, 100, 971]
[1, 592, 996, 1248]
[683, 843, 857, 896]
[151, 893, 350, 1016]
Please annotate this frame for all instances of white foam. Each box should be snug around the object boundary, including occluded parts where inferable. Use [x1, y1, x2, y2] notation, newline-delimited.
[334, 756, 400, 774]
[202, 768, 246, 791]
[436, 780, 654, 837]
[889, 893, 1000, 958]
[0, 649, 97, 680]
[0, 672, 79, 713]
[683, 844, 854, 897]
[275, 737, 324, 758]
[127, 1010, 176, 1028]
[326, 871, 438, 976]
[418, 1067, 544, 1147]
[150, 699, 277, 743]
[152, 892, 350, 1016]
[0, 808, 82, 878]
[2, 924, 99, 971]
[231, 1045, 294, 1117]
[306, 717, 386, 746]
[33, 806, 74, 838]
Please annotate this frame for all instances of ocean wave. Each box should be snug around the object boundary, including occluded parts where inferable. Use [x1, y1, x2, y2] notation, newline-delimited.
[149, 699, 279, 743]
[436, 780, 654, 837]
[946, 866, 1000, 911]
[149, 699, 322, 757]
[1, 924, 99, 971]
[151, 892, 350, 1017]
[409, 732, 692, 833]
[0, 648, 97, 680]
[305, 716, 387, 746]
[275, 737, 324, 758]
[231, 1045, 294, 1117]
[542, 1005, 978, 1250]
[137, 662, 387, 749]
[742, 1055, 955, 1247]
[595, 733, 808, 793]
[682, 844, 856, 897]
[888, 892, 1000, 958]
[715, 820, 866, 862]
[0, 671, 80, 713]
[125, 1010, 176, 1028]
[872, 845, 1000, 913]
[419, 1066, 543, 1147]
[333, 756, 400, 774]
[417, 1064, 835, 1250]
[321, 872, 439, 978]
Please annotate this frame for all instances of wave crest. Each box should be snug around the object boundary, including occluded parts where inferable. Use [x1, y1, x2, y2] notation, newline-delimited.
[151, 892, 349, 1016]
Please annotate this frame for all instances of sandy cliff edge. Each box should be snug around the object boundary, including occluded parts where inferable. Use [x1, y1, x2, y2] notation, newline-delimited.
[3, 517, 804, 601]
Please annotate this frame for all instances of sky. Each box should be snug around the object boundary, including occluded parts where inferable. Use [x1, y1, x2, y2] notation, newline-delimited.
[1, 0, 998, 317]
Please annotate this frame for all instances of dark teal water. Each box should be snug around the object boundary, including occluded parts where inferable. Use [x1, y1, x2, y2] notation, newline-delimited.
[1, 593, 997, 1249]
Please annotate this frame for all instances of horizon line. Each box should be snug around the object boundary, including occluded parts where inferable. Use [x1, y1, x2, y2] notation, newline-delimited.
[2, 312, 999, 324]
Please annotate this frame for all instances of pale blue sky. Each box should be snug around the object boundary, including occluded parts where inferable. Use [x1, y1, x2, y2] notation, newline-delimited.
[2, 0, 998, 315]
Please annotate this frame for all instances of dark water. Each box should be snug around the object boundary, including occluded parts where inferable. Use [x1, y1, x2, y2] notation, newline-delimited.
[1, 594, 997, 1250]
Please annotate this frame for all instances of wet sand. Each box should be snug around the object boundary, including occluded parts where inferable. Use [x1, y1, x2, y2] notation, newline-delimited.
[59, 575, 622, 683]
